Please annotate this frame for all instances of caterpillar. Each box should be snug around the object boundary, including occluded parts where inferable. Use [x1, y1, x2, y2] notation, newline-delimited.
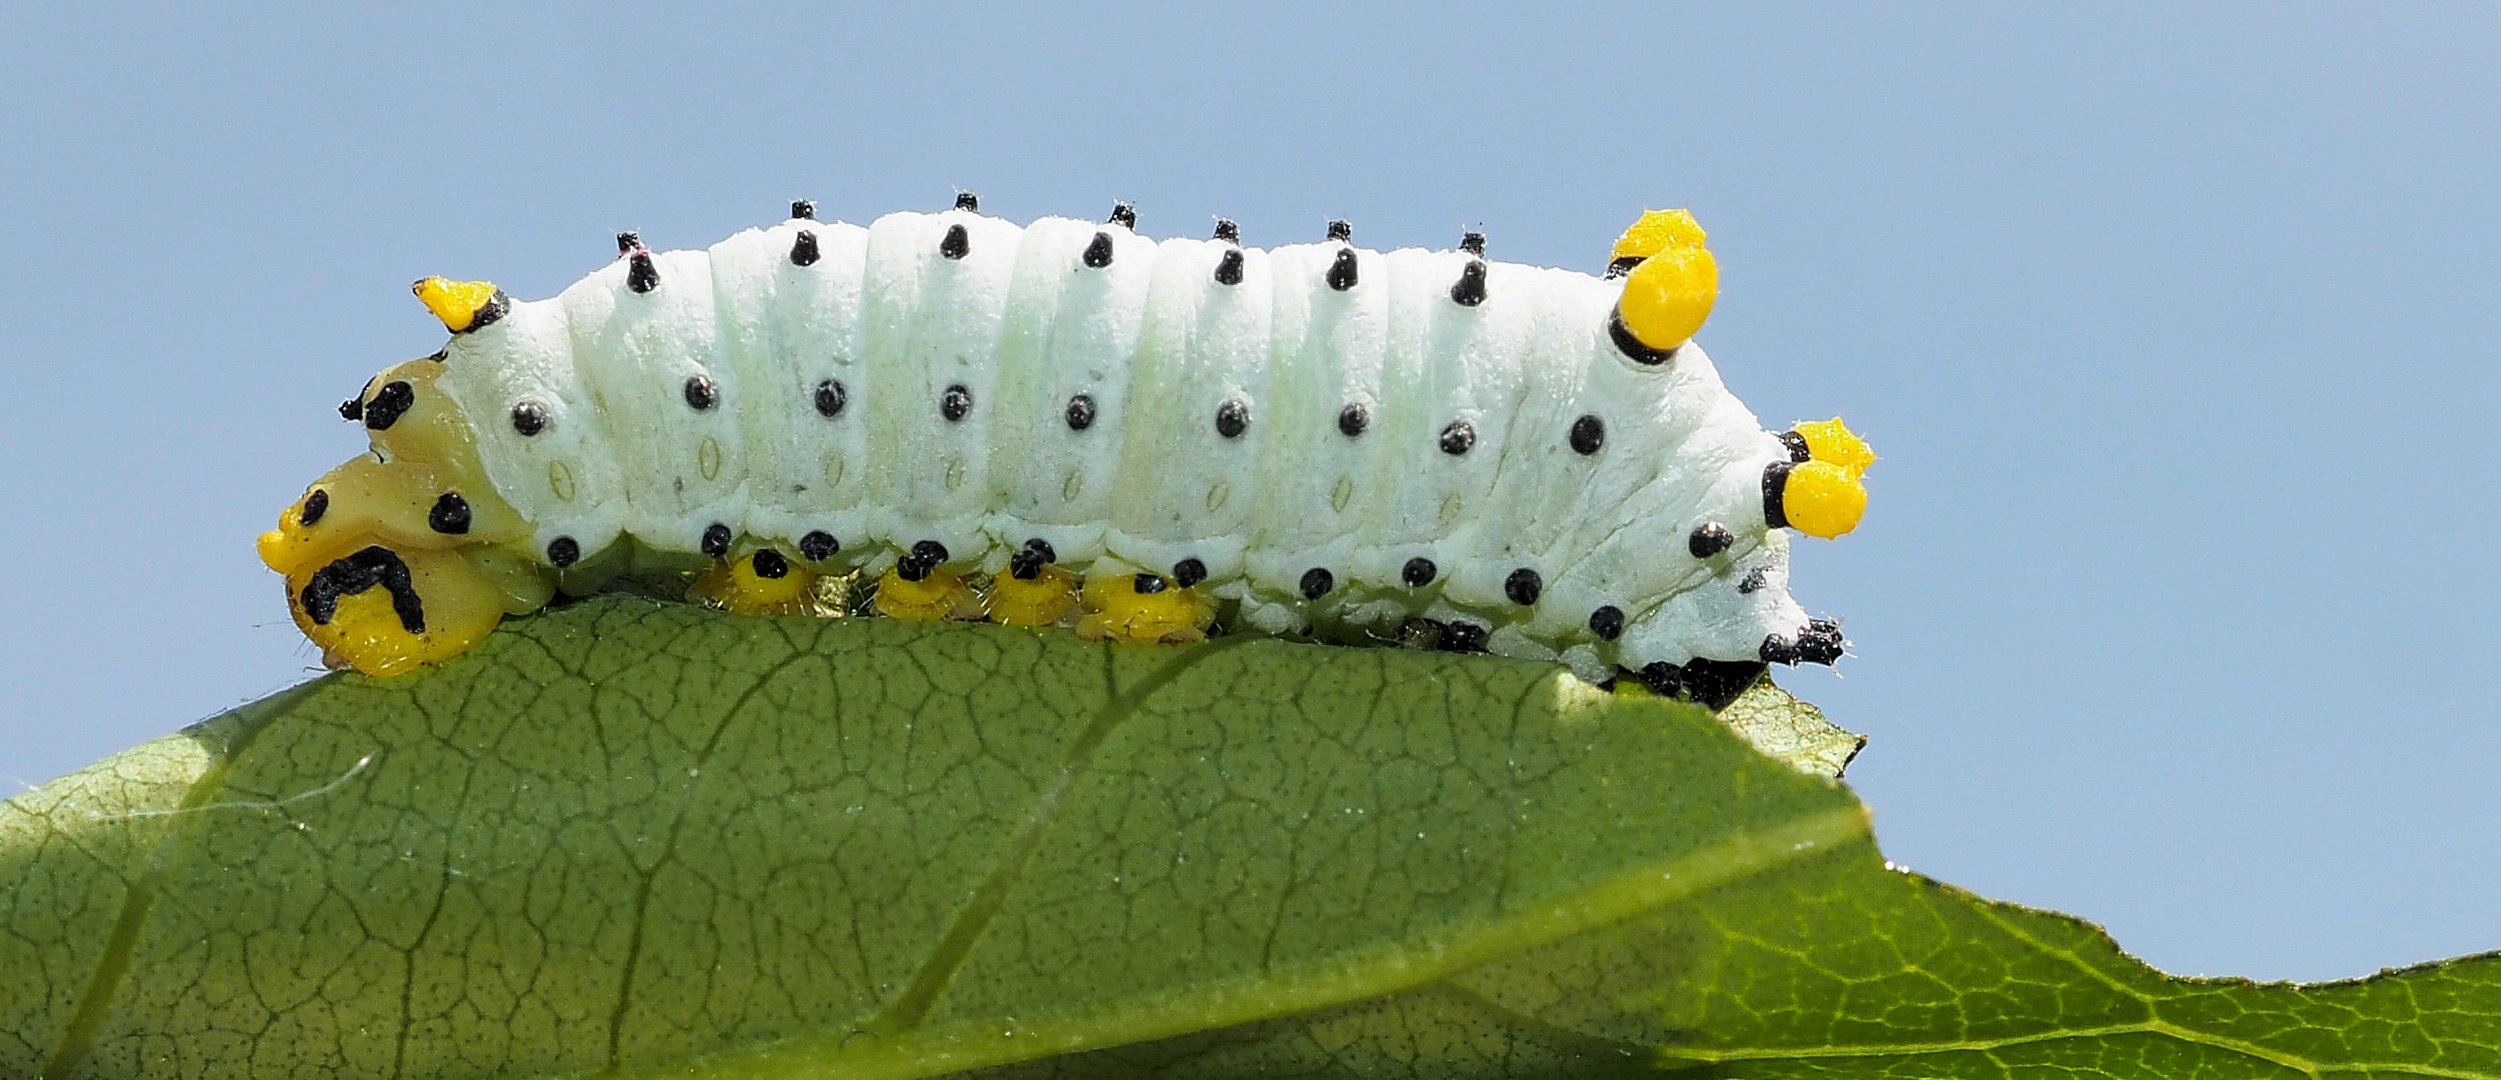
[257, 195, 1874, 696]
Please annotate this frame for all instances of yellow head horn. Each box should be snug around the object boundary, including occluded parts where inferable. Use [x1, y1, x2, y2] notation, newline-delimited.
[1791, 417, 1878, 479]
[411, 277, 508, 333]
[1610, 208, 1709, 267]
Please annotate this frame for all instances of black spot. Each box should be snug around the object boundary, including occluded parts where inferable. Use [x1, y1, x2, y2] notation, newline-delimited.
[1172, 557, 1207, 588]
[338, 395, 363, 421]
[1762, 462, 1794, 529]
[1637, 661, 1681, 697]
[1108, 202, 1136, 229]
[511, 400, 549, 436]
[299, 489, 328, 527]
[790, 229, 820, 267]
[941, 384, 972, 422]
[1795, 619, 1846, 665]
[1680, 658, 1767, 709]
[1439, 420, 1476, 456]
[1299, 567, 1334, 600]
[1606, 255, 1643, 279]
[1779, 430, 1812, 463]
[1569, 414, 1605, 455]
[896, 539, 949, 582]
[954, 192, 979, 211]
[939, 224, 970, 260]
[1133, 573, 1167, 595]
[627, 250, 659, 293]
[752, 548, 789, 579]
[1440, 621, 1488, 653]
[615, 231, 641, 254]
[1504, 567, 1543, 606]
[702, 523, 733, 558]
[1215, 397, 1250, 438]
[1460, 230, 1486, 256]
[1738, 566, 1768, 594]
[814, 378, 847, 418]
[1212, 218, 1240, 243]
[1338, 402, 1369, 438]
[298, 546, 425, 634]
[683, 374, 718, 412]
[428, 493, 471, 535]
[1401, 557, 1437, 587]
[363, 380, 414, 431]
[547, 536, 581, 568]
[799, 531, 840, 561]
[1688, 522, 1734, 559]
[790, 199, 816, 220]
[1008, 537, 1055, 580]
[1449, 259, 1487, 306]
[1082, 231, 1115, 268]
[1325, 248, 1358, 291]
[1608, 312, 1678, 366]
[1065, 393, 1096, 431]
[1213, 248, 1244, 286]
[1325, 219, 1352, 242]
[1760, 634, 1801, 665]
[1589, 605, 1625, 641]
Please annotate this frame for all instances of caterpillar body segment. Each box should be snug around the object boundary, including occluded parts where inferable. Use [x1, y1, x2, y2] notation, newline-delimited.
[265, 199, 1873, 688]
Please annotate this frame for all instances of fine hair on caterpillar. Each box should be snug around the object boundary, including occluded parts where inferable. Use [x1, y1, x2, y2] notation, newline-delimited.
[258, 194, 1875, 695]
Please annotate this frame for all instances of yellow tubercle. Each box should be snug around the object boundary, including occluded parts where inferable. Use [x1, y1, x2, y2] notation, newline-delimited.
[1076, 573, 1216, 644]
[1609, 208, 1709, 265]
[412, 277, 503, 333]
[989, 565, 1081, 628]
[1781, 461, 1868, 540]
[874, 565, 981, 622]
[1792, 417, 1877, 479]
[283, 547, 508, 677]
[1616, 243, 1719, 351]
[690, 551, 821, 616]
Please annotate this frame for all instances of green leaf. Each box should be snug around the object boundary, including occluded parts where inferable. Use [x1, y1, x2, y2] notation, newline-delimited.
[2, 596, 2493, 1079]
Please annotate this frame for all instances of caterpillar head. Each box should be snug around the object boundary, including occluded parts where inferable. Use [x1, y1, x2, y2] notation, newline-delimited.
[258, 457, 515, 676]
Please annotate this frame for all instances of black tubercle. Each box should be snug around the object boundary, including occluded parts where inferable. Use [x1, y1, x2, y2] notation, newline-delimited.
[1608, 312, 1679, 366]
[1172, 558, 1207, 588]
[1402, 557, 1437, 587]
[1439, 420, 1476, 456]
[1762, 462, 1794, 529]
[1450, 259, 1488, 306]
[1326, 220, 1352, 242]
[1213, 218, 1240, 243]
[338, 395, 363, 421]
[1569, 414, 1605, 455]
[546, 536, 581, 568]
[615, 231, 640, 254]
[1065, 393, 1097, 431]
[1213, 248, 1244, 285]
[702, 523, 733, 558]
[1588, 605, 1625, 641]
[814, 379, 847, 418]
[1338, 402, 1369, 438]
[790, 229, 820, 267]
[1300, 567, 1335, 600]
[799, 531, 841, 561]
[363, 380, 415, 431]
[1737, 566, 1769, 594]
[1008, 537, 1055, 580]
[1779, 430, 1812, 462]
[1326, 248, 1358, 291]
[1215, 397, 1250, 438]
[511, 400, 549, 436]
[1133, 573, 1167, 595]
[683, 375, 719, 412]
[940, 224, 970, 260]
[790, 199, 817, 220]
[1504, 568, 1543, 606]
[627, 250, 660, 293]
[941, 384, 972, 422]
[954, 192, 979, 211]
[1688, 522, 1734, 559]
[428, 493, 471, 535]
[896, 539, 949, 582]
[299, 489, 329, 527]
[298, 546, 426, 634]
[1759, 634, 1801, 665]
[751, 549, 789, 579]
[1795, 619, 1846, 665]
[1108, 202, 1136, 228]
[1440, 621, 1487, 653]
[1083, 231, 1115, 268]
[1460, 230, 1486, 256]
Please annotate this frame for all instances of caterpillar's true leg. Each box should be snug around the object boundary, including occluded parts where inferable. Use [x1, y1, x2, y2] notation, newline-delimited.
[1075, 571, 1216, 644]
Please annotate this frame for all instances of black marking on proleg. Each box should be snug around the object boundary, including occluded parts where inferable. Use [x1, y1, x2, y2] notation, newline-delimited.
[1402, 557, 1437, 587]
[1065, 393, 1096, 430]
[1338, 402, 1369, 438]
[701, 523, 733, 559]
[1608, 311, 1679, 366]
[1440, 621, 1487, 653]
[511, 400, 549, 436]
[1637, 661, 1681, 697]
[1760, 634, 1801, 665]
[1570, 414, 1605, 455]
[428, 493, 472, 535]
[939, 224, 970, 259]
[1450, 259, 1488, 306]
[1326, 220, 1352, 242]
[1213, 248, 1244, 285]
[751, 549, 789, 579]
[1688, 522, 1734, 559]
[1213, 218, 1240, 243]
[1460, 230, 1486, 256]
[791, 199, 816, 220]
[1216, 397, 1250, 438]
[299, 489, 329, 526]
[298, 545, 427, 634]
[1606, 255, 1643, 279]
[815, 379, 847, 418]
[1439, 420, 1476, 456]
[1737, 566, 1769, 594]
[627, 249, 660, 293]
[1133, 573, 1167, 595]
[790, 229, 820, 266]
[338, 395, 363, 421]
[1172, 558, 1207, 588]
[363, 380, 414, 431]
[684, 374, 719, 412]
[954, 192, 979, 211]
[1779, 430, 1812, 462]
[799, 531, 840, 561]
[1762, 462, 1794, 529]
[1108, 202, 1136, 228]
[1681, 658, 1766, 709]
[1589, 605, 1625, 642]
[1326, 248, 1358, 291]
[897, 539, 950, 582]
[546, 536, 580, 568]
[941, 383, 972, 422]
[1505, 568, 1543, 606]
[1795, 618, 1846, 665]
[1008, 537, 1055, 580]
[1300, 567, 1335, 600]
[1082, 231, 1115, 268]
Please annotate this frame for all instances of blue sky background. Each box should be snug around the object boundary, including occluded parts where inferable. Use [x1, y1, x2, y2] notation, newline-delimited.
[3, 4, 2495, 985]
